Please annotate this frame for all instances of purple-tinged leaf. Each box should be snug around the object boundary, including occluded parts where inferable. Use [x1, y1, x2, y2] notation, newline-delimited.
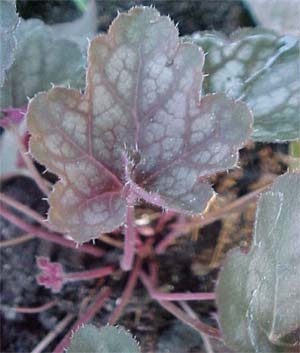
[216, 172, 300, 352]
[27, 7, 252, 243]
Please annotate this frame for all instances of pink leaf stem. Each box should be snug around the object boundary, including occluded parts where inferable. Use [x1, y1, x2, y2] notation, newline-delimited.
[121, 199, 137, 271]
[0, 204, 104, 257]
[31, 313, 74, 353]
[179, 301, 216, 353]
[159, 300, 221, 339]
[13, 300, 57, 314]
[139, 271, 221, 339]
[155, 211, 176, 233]
[64, 265, 115, 282]
[36, 257, 115, 292]
[0, 192, 56, 231]
[108, 257, 142, 325]
[152, 291, 216, 302]
[53, 287, 111, 353]
[12, 127, 51, 196]
[149, 261, 159, 288]
[155, 214, 187, 254]
[155, 183, 273, 254]
[140, 268, 215, 301]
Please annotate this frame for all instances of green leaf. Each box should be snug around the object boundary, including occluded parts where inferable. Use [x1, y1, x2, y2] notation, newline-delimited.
[0, 19, 86, 109]
[190, 29, 300, 142]
[0, 0, 20, 86]
[67, 325, 140, 353]
[216, 172, 300, 353]
[51, 0, 98, 51]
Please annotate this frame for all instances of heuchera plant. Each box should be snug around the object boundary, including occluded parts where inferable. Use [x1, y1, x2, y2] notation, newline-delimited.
[26, 6, 252, 270]
[217, 172, 300, 352]
[189, 29, 300, 142]
[67, 324, 140, 353]
[1, 5, 299, 353]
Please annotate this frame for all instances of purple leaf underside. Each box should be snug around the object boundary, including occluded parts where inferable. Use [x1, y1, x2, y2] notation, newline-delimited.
[27, 7, 252, 242]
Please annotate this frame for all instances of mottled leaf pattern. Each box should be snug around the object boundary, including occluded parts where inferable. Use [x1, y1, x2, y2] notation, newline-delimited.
[0, 0, 19, 86]
[191, 29, 300, 142]
[27, 7, 252, 242]
[217, 173, 300, 353]
[0, 19, 85, 110]
[67, 325, 140, 353]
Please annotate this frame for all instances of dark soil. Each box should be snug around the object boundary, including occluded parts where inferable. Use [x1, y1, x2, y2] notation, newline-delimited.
[1, 1, 287, 353]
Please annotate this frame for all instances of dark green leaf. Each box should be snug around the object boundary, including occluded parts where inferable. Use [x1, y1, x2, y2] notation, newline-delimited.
[217, 172, 300, 352]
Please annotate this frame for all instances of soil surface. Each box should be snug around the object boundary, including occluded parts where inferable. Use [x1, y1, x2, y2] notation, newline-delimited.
[1, 1, 287, 353]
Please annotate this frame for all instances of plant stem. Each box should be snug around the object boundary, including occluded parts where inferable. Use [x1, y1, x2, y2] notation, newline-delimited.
[141, 265, 215, 301]
[0, 192, 56, 231]
[0, 204, 104, 257]
[139, 272, 221, 339]
[0, 233, 34, 248]
[156, 182, 272, 254]
[12, 127, 51, 196]
[179, 301, 215, 353]
[150, 291, 216, 301]
[289, 140, 300, 171]
[98, 233, 123, 248]
[53, 287, 111, 353]
[191, 183, 272, 228]
[31, 313, 74, 353]
[108, 257, 142, 325]
[13, 300, 57, 314]
[155, 215, 186, 254]
[121, 202, 137, 271]
[64, 265, 115, 282]
[155, 211, 176, 232]
[159, 300, 221, 339]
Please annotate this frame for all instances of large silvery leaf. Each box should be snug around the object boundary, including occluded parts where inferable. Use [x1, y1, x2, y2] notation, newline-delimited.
[216, 173, 300, 353]
[0, 0, 19, 86]
[27, 7, 252, 243]
[51, 0, 98, 50]
[67, 325, 140, 353]
[191, 29, 300, 142]
[0, 19, 85, 110]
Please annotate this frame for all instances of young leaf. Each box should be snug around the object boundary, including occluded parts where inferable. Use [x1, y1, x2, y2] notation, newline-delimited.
[36, 256, 64, 293]
[0, 19, 85, 110]
[27, 6, 252, 243]
[216, 172, 300, 352]
[190, 29, 300, 142]
[67, 324, 140, 353]
[0, 0, 19, 86]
